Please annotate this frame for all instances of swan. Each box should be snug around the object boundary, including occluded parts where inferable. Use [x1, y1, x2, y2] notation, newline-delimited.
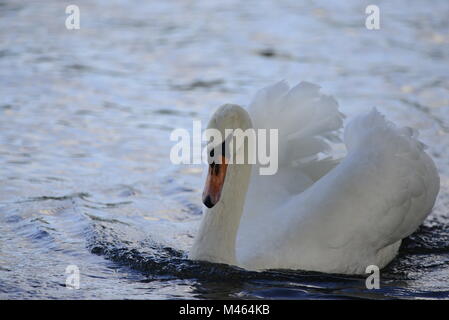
[188, 81, 440, 274]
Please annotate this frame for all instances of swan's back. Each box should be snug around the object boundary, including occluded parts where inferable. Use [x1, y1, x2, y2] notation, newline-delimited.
[237, 81, 440, 274]
[337, 109, 440, 249]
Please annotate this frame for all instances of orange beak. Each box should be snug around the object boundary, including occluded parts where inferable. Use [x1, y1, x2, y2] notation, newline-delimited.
[202, 156, 228, 208]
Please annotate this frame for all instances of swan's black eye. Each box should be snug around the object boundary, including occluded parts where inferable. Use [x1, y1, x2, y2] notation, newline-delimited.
[210, 149, 214, 158]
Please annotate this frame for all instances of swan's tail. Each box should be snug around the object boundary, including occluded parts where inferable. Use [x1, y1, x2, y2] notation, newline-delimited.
[248, 81, 344, 184]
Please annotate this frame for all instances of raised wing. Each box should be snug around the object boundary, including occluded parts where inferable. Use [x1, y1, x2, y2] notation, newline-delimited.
[244, 81, 345, 217]
[290, 109, 440, 253]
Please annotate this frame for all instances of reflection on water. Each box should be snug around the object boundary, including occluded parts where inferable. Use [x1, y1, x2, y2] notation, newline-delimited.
[0, 0, 449, 299]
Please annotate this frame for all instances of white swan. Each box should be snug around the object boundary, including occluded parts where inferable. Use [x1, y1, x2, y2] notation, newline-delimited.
[189, 81, 440, 274]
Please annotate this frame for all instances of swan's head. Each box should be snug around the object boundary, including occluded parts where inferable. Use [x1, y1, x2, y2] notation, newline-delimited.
[202, 104, 252, 208]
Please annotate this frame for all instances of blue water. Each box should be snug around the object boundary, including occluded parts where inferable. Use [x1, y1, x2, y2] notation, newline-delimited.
[1, 0, 449, 299]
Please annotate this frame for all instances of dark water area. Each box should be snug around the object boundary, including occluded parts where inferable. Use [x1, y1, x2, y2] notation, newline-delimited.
[1, 0, 449, 299]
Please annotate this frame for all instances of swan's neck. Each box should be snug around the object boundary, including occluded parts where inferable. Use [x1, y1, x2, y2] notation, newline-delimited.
[189, 161, 252, 266]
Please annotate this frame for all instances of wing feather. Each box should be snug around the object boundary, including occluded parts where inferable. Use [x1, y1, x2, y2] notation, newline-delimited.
[303, 109, 440, 252]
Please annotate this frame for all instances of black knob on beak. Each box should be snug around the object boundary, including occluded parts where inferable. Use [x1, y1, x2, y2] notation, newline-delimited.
[203, 195, 215, 208]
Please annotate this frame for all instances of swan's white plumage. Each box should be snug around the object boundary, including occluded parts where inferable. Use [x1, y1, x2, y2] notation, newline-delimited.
[191, 81, 440, 275]
[240, 81, 344, 222]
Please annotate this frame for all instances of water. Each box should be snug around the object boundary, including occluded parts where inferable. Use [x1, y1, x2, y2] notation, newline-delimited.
[1, 0, 449, 299]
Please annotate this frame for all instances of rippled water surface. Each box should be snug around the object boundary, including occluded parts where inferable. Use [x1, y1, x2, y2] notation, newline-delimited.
[1, 0, 449, 299]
